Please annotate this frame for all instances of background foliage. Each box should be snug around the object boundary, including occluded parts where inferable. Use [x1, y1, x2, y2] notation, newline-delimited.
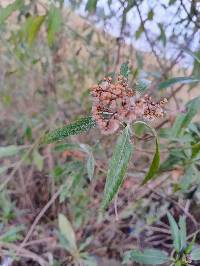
[0, 0, 200, 265]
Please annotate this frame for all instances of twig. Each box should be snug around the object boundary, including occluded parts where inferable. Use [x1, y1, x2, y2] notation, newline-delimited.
[135, 2, 164, 72]
[17, 186, 63, 256]
[0, 242, 48, 266]
[114, 194, 119, 221]
[153, 191, 198, 229]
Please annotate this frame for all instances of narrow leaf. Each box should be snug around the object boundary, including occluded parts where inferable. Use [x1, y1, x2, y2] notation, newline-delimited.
[33, 149, 44, 171]
[147, 9, 154, 20]
[142, 137, 160, 185]
[124, 249, 169, 265]
[0, 0, 24, 25]
[179, 216, 187, 250]
[101, 126, 133, 210]
[167, 212, 181, 252]
[185, 235, 196, 254]
[120, 62, 129, 78]
[169, 0, 177, 4]
[43, 116, 96, 144]
[190, 247, 200, 261]
[47, 5, 62, 47]
[0, 145, 21, 158]
[87, 153, 95, 181]
[0, 225, 24, 243]
[25, 15, 46, 46]
[158, 23, 166, 46]
[134, 121, 160, 185]
[58, 213, 77, 251]
[85, 0, 98, 13]
[170, 96, 200, 137]
[191, 142, 200, 159]
[158, 76, 200, 90]
[184, 49, 200, 65]
[0, 166, 8, 175]
[135, 24, 144, 39]
[135, 79, 150, 94]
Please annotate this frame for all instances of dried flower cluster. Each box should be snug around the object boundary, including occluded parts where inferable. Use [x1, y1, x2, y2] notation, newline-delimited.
[91, 75, 167, 135]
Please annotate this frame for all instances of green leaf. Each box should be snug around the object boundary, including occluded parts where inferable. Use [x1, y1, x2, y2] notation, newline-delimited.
[87, 153, 95, 181]
[185, 235, 196, 254]
[58, 213, 77, 251]
[25, 15, 46, 46]
[101, 126, 133, 210]
[159, 149, 185, 172]
[142, 137, 160, 185]
[147, 9, 154, 20]
[135, 24, 144, 39]
[135, 79, 149, 94]
[170, 96, 200, 137]
[0, 0, 24, 25]
[120, 62, 129, 79]
[158, 76, 200, 90]
[134, 121, 160, 185]
[178, 216, 187, 250]
[190, 247, 200, 261]
[191, 142, 200, 159]
[180, 165, 198, 191]
[123, 249, 169, 265]
[43, 116, 96, 144]
[0, 225, 24, 243]
[189, 50, 200, 91]
[0, 145, 21, 158]
[158, 23, 166, 46]
[85, 0, 98, 13]
[33, 149, 43, 171]
[47, 5, 62, 47]
[167, 212, 181, 252]
[169, 0, 177, 5]
[0, 166, 8, 175]
[175, 261, 181, 266]
[184, 49, 200, 65]
[135, 51, 144, 69]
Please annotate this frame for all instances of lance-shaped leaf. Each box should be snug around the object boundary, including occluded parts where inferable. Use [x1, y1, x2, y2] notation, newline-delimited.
[26, 15, 46, 46]
[120, 62, 130, 78]
[43, 116, 96, 144]
[101, 126, 133, 210]
[179, 216, 187, 250]
[87, 153, 95, 181]
[58, 213, 77, 252]
[47, 5, 62, 47]
[170, 96, 200, 137]
[142, 137, 160, 185]
[158, 76, 200, 90]
[135, 79, 150, 94]
[85, 0, 98, 13]
[123, 249, 169, 265]
[0, 145, 21, 158]
[190, 247, 200, 261]
[0, 0, 24, 25]
[167, 212, 181, 252]
[134, 121, 160, 185]
[191, 142, 200, 159]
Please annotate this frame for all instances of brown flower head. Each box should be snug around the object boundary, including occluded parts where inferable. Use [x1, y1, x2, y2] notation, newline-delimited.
[91, 74, 167, 135]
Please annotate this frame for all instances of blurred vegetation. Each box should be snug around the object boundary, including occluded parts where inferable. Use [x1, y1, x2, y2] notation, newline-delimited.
[0, 0, 200, 265]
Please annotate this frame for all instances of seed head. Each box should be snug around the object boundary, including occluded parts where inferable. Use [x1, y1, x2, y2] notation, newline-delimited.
[91, 74, 167, 134]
